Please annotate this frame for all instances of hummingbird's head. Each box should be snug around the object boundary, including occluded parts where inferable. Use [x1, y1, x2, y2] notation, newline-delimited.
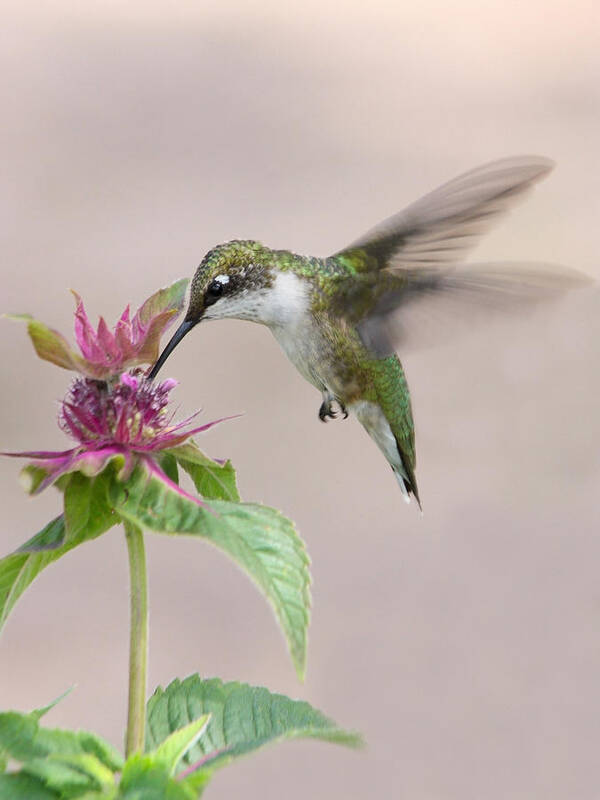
[148, 240, 275, 379]
[185, 239, 276, 324]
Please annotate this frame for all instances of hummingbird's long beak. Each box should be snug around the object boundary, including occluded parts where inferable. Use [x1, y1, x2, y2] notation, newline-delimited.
[147, 317, 198, 380]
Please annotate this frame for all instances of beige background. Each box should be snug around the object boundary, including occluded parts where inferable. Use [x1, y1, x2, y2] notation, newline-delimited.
[1, 2, 599, 797]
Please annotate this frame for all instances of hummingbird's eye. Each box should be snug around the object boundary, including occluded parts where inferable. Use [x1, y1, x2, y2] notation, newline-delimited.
[205, 279, 225, 306]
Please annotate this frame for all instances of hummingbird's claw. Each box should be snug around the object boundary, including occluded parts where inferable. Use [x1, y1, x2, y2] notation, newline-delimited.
[318, 397, 348, 422]
[318, 400, 334, 422]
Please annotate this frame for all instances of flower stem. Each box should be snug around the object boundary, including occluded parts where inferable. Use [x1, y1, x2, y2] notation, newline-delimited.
[124, 521, 148, 758]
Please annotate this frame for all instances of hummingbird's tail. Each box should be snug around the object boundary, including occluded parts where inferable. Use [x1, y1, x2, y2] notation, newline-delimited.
[393, 462, 422, 510]
[351, 398, 421, 509]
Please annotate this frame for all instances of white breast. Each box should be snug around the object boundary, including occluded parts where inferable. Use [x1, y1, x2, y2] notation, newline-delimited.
[261, 271, 310, 327]
[266, 273, 325, 389]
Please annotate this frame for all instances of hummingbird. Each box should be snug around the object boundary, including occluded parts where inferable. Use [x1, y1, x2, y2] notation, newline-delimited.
[149, 156, 588, 507]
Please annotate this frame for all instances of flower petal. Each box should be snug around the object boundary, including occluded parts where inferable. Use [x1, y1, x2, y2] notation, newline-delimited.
[148, 414, 242, 451]
[72, 291, 105, 362]
[96, 316, 121, 362]
[2, 448, 76, 460]
[13, 447, 134, 494]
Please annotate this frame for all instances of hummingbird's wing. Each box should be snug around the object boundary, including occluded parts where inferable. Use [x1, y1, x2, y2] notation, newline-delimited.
[331, 156, 592, 356]
[335, 156, 555, 271]
[353, 261, 591, 356]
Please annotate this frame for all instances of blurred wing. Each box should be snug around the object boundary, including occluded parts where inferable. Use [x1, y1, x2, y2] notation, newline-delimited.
[355, 262, 592, 356]
[331, 155, 591, 356]
[335, 156, 555, 270]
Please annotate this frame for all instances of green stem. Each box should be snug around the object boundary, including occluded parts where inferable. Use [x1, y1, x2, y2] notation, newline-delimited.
[124, 521, 148, 758]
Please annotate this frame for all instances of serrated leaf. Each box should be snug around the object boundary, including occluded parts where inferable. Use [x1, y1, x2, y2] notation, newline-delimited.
[0, 472, 119, 635]
[170, 443, 239, 501]
[0, 710, 123, 773]
[22, 754, 109, 798]
[22, 753, 115, 797]
[150, 716, 210, 776]
[0, 772, 59, 799]
[109, 462, 310, 679]
[146, 676, 362, 790]
[119, 755, 196, 800]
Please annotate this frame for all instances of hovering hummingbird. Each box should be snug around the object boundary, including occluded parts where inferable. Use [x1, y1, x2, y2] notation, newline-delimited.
[149, 156, 588, 507]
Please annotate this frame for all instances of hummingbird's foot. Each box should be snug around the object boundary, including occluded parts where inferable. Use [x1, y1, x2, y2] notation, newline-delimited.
[318, 397, 349, 422]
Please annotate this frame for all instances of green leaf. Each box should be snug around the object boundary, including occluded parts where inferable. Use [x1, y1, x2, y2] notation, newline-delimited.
[119, 755, 196, 800]
[170, 443, 240, 501]
[15, 516, 66, 554]
[0, 772, 59, 799]
[110, 462, 310, 679]
[0, 525, 68, 634]
[146, 676, 362, 790]
[63, 471, 119, 542]
[154, 452, 179, 485]
[0, 710, 123, 772]
[150, 716, 210, 776]
[0, 472, 119, 635]
[21, 753, 114, 798]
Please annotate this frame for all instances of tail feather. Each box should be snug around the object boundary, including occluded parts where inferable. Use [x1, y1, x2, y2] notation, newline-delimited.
[393, 461, 422, 510]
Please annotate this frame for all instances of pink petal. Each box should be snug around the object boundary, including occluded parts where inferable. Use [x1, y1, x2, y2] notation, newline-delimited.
[6, 445, 135, 494]
[96, 317, 121, 361]
[115, 319, 136, 361]
[21, 453, 78, 494]
[2, 448, 76, 460]
[72, 291, 103, 361]
[115, 406, 131, 443]
[134, 310, 178, 362]
[148, 414, 242, 451]
[120, 372, 139, 391]
[63, 402, 104, 436]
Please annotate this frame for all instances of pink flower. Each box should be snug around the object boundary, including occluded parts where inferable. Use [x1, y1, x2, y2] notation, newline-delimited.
[5, 371, 231, 497]
[11, 279, 188, 379]
[3, 370, 228, 494]
[4, 283, 238, 503]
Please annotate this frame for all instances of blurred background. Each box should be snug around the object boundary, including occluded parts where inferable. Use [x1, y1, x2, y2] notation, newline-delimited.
[1, 1, 599, 797]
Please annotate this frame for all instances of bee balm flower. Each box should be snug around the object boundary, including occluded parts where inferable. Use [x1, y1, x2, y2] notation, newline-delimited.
[12, 279, 188, 380]
[7, 371, 228, 496]
[4, 282, 235, 501]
